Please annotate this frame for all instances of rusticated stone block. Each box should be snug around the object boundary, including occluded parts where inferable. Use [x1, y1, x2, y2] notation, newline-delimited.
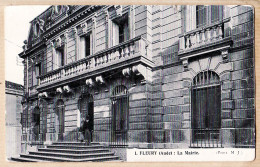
[128, 130, 148, 142]
[235, 128, 255, 146]
[163, 106, 181, 114]
[129, 107, 149, 115]
[221, 110, 232, 119]
[129, 122, 148, 130]
[164, 130, 184, 143]
[222, 81, 233, 90]
[129, 115, 147, 123]
[150, 130, 165, 143]
[233, 79, 247, 89]
[221, 100, 234, 109]
[129, 99, 149, 108]
[221, 119, 233, 128]
[163, 114, 181, 122]
[149, 122, 163, 129]
[221, 91, 231, 100]
[234, 119, 254, 128]
[163, 122, 181, 129]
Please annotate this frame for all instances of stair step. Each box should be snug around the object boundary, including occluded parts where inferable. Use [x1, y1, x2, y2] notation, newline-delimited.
[38, 148, 110, 154]
[11, 156, 47, 162]
[52, 142, 100, 146]
[46, 144, 104, 150]
[29, 151, 114, 159]
[20, 154, 119, 162]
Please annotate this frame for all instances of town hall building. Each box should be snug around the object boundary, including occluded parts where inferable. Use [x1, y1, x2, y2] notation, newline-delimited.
[16, 5, 254, 161]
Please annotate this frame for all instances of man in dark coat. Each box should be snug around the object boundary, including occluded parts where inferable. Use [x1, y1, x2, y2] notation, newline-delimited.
[79, 116, 91, 145]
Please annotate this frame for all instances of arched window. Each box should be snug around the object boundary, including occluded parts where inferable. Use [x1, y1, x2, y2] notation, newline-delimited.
[191, 71, 221, 148]
[111, 85, 128, 145]
[55, 99, 65, 141]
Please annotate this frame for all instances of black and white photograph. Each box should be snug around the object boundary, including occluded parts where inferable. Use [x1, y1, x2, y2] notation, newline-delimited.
[4, 4, 255, 162]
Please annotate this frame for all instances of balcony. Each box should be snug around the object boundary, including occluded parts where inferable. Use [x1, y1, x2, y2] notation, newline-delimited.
[37, 36, 154, 91]
[178, 18, 233, 60]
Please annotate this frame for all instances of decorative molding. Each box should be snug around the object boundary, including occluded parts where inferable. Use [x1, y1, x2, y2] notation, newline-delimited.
[221, 49, 229, 63]
[63, 85, 72, 93]
[56, 87, 63, 93]
[183, 59, 188, 71]
[132, 64, 152, 83]
[96, 75, 105, 84]
[122, 67, 132, 77]
[86, 78, 94, 87]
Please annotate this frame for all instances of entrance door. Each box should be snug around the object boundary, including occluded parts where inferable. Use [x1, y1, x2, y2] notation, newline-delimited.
[191, 71, 222, 148]
[55, 100, 65, 141]
[79, 94, 94, 141]
[111, 85, 128, 146]
[32, 107, 40, 141]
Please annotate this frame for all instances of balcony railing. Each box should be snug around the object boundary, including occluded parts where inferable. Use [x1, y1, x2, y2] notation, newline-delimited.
[38, 36, 149, 88]
[179, 18, 232, 55]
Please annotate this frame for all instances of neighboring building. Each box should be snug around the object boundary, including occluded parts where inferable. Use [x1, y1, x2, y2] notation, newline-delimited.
[18, 5, 255, 155]
[5, 81, 24, 159]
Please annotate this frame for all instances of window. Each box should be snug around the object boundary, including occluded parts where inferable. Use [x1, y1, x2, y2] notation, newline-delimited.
[55, 99, 65, 141]
[191, 71, 221, 148]
[79, 33, 92, 59]
[32, 63, 41, 86]
[112, 14, 130, 46]
[110, 85, 128, 145]
[196, 5, 223, 28]
[55, 47, 65, 69]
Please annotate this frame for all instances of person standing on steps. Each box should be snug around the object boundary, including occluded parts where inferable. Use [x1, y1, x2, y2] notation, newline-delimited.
[79, 116, 91, 145]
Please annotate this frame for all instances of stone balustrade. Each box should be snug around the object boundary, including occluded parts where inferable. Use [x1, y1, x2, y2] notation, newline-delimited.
[179, 19, 231, 51]
[38, 35, 148, 87]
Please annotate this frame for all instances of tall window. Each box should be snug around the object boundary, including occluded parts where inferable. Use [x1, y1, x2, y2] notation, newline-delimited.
[191, 71, 221, 148]
[32, 107, 40, 141]
[32, 63, 41, 86]
[196, 5, 223, 28]
[56, 47, 65, 67]
[55, 99, 65, 141]
[79, 33, 92, 60]
[112, 14, 130, 46]
[111, 85, 128, 145]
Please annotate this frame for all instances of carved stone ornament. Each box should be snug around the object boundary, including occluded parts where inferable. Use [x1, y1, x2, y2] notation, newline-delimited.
[38, 92, 48, 98]
[221, 49, 229, 63]
[122, 67, 132, 77]
[63, 85, 72, 93]
[182, 59, 188, 71]
[96, 76, 105, 84]
[86, 78, 94, 87]
[115, 5, 122, 17]
[56, 87, 63, 94]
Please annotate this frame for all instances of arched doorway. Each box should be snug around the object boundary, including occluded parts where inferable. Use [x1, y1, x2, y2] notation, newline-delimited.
[78, 94, 94, 141]
[111, 85, 129, 146]
[55, 99, 65, 141]
[191, 70, 222, 148]
[32, 107, 40, 141]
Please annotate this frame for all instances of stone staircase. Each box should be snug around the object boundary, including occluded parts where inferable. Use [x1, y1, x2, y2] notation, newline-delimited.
[11, 142, 122, 162]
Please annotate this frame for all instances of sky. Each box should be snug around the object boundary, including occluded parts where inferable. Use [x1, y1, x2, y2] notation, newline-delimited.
[5, 6, 50, 85]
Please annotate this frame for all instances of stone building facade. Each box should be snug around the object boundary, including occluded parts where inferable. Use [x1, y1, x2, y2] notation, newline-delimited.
[19, 5, 255, 152]
[5, 81, 24, 159]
